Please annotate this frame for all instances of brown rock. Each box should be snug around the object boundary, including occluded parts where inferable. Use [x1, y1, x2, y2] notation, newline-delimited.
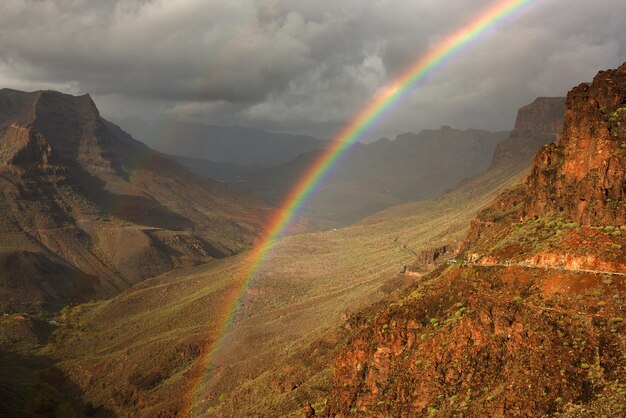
[490, 97, 565, 169]
[0, 89, 270, 314]
[302, 401, 316, 417]
[326, 63, 626, 418]
[524, 63, 626, 225]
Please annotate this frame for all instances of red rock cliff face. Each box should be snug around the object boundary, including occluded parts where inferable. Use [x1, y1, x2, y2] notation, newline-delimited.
[326, 64, 626, 418]
[327, 266, 625, 417]
[524, 64, 626, 226]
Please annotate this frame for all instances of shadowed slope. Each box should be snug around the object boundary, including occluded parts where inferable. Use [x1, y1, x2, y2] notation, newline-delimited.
[0, 89, 270, 314]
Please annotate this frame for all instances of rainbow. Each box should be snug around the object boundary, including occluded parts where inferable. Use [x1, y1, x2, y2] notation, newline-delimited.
[185, 0, 537, 414]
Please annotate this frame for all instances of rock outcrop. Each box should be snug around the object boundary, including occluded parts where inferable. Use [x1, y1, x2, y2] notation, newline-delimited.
[490, 97, 565, 169]
[524, 65, 626, 226]
[326, 64, 626, 417]
[1, 123, 54, 166]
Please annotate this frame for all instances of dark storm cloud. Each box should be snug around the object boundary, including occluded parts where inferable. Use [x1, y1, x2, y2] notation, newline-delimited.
[0, 0, 625, 139]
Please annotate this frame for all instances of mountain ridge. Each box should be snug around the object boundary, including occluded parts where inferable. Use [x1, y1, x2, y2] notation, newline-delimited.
[327, 63, 625, 418]
[122, 118, 328, 167]
[0, 89, 270, 314]
[27, 95, 558, 417]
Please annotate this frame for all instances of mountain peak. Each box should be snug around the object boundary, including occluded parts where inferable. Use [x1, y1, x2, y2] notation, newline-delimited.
[490, 96, 565, 169]
[524, 62, 626, 225]
[0, 88, 99, 134]
[513, 96, 566, 134]
[0, 88, 270, 314]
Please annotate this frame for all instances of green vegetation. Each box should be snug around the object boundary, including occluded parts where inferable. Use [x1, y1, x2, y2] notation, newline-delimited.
[487, 212, 579, 257]
[3, 156, 530, 417]
[608, 107, 626, 138]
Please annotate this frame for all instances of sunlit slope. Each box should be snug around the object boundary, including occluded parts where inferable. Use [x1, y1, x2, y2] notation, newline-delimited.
[327, 65, 626, 418]
[47, 159, 529, 417]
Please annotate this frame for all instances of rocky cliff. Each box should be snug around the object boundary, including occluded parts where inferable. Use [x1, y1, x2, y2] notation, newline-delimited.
[490, 97, 565, 169]
[0, 89, 270, 313]
[326, 65, 626, 417]
[524, 65, 626, 226]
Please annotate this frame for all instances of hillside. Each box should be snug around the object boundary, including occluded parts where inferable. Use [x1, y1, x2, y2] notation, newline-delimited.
[21, 96, 558, 417]
[327, 65, 625, 417]
[39, 166, 525, 417]
[0, 89, 270, 314]
[124, 119, 327, 167]
[0, 90, 563, 417]
[239, 127, 509, 227]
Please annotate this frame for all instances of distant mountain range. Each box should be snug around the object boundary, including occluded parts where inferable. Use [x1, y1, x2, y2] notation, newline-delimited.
[169, 127, 510, 227]
[115, 97, 571, 229]
[244, 127, 510, 226]
[123, 119, 327, 167]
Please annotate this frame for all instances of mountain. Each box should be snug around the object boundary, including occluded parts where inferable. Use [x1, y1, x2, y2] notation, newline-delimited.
[490, 97, 565, 169]
[0, 89, 269, 314]
[0, 84, 568, 417]
[18, 95, 562, 416]
[327, 65, 625, 417]
[0, 87, 571, 416]
[236, 127, 509, 227]
[123, 119, 327, 167]
[39, 155, 529, 418]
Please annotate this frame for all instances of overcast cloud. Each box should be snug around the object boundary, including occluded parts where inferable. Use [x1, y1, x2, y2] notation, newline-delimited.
[1, 0, 625, 141]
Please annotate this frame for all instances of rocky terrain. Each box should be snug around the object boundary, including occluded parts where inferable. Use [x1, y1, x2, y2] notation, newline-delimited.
[0, 89, 269, 314]
[0, 90, 560, 417]
[0, 76, 590, 417]
[327, 65, 625, 417]
[524, 70, 626, 226]
[4, 93, 553, 417]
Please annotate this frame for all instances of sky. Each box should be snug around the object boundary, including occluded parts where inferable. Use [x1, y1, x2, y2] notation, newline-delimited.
[0, 0, 625, 142]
